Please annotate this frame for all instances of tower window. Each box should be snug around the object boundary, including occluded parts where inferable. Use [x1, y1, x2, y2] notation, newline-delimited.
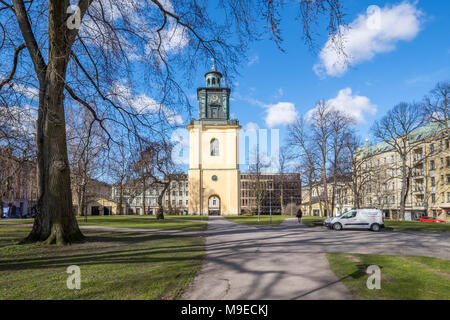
[212, 78, 216, 85]
[210, 138, 219, 156]
[207, 79, 210, 86]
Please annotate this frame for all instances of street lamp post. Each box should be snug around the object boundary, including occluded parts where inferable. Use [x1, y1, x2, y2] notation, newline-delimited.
[269, 181, 272, 224]
[291, 195, 293, 216]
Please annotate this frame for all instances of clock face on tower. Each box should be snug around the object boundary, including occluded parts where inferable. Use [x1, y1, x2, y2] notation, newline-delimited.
[210, 94, 219, 103]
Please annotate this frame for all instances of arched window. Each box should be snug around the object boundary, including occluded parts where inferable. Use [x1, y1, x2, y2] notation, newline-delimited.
[212, 78, 216, 85]
[210, 138, 219, 156]
[207, 78, 210, 86]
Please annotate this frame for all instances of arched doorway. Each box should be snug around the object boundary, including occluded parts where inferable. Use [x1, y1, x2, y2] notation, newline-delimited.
[208, 195, 220, 215]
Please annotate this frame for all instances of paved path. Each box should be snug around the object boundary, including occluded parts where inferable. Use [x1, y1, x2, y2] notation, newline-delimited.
[3, 218, 449, 299]
[182, 216, 450, 300]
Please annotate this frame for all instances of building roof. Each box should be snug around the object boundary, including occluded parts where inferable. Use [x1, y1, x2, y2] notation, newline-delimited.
[359, 120, 449, 157]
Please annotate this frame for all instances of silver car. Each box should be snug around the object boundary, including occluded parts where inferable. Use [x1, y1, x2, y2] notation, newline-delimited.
[325, 209, 384, 232]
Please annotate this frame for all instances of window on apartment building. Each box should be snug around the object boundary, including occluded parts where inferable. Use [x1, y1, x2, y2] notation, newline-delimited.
[186, 191, 188, 196]
[392, 182, 395, 190]
[441, 158, 444, 168]
[392, 196, 395, 204]
[166, 200, 168, 205]
[430, 160, 435, 170]
[172, 200, 175, 205]
[431, 177, 435, 187]
[447, 156, 450, 167]
[179, 191, 182, 196]
[179, 200, 182, 205]
[431, 193, 436, 204]
[186, 200, 188, 205]
[442, 192, 445, 203]
[441, 175, 445, 185]
[447, 174, 450, 184]
[446, 139, 449, 149]
[391, 155, 394, 163]
[384, 157, 386, 164]
[430, 143, 435, 153]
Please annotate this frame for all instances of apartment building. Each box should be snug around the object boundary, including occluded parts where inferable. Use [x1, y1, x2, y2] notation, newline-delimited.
[0, 152, 37, 216]
[111, 174, 189, 215]
[240, 173, 302, 215]
[357, 121, 449, 221]
[301, 176, 353, 217]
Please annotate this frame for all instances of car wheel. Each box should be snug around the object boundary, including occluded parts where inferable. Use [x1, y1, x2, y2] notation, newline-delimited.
[371, 223, 380, 232]
[333, 223, 342, 231]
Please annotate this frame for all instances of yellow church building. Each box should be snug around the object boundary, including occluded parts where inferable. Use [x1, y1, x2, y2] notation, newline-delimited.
[188, 66, 241, 215]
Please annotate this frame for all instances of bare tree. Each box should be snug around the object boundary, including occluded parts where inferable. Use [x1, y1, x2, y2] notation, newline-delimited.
[275, 145, 295, 215]
[247, 147, 270, 221]
[329, 110, 355, 216]
[372, 102, 425, 220]
[67, 108, 106, 220]
[344, 136, 370, 209]
[0, 0, 345, 244]
[136, 140, 181, 220]
[108, 133, 133, 215]
[288, 117, 320, 216]
[423, 81, 450, 131]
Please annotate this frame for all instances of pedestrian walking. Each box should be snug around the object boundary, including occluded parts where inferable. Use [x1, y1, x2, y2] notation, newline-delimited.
[296, 208, 303, 224]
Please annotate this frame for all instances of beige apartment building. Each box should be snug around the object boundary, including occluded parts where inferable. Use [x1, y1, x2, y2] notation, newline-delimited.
[357, 121, 450, 221]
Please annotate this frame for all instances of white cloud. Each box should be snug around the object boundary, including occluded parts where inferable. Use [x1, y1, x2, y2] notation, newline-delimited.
[12, 84, 39, 101]
[247, 55, 259, 66]
[307, 88, 376, 123]
[244, 122, 259, 131]
[314, 2, 423, 77]
[264, 102, 298, 128]
[110, 82, 183, 125]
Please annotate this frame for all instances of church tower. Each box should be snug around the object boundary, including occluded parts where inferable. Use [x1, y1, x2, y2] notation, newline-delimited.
[188, 65, 241, 215]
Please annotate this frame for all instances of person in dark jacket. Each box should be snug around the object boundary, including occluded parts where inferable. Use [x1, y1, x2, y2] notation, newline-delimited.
[296, 209, 303, 224]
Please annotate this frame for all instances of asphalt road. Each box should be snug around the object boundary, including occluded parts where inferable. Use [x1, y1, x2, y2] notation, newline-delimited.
[182, 216, 450, 300]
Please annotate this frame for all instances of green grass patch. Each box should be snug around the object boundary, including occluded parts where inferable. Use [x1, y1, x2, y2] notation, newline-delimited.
[224, 215, 292, 226]
[77, 215, 207, 232]
[326, 253, 450, 300]
[301, 216, 326, 227]
[0, 224, 205, 299]
[2, 216, 207, 231]
[164, 215, 209, 221]
[384, 220, 450, 232]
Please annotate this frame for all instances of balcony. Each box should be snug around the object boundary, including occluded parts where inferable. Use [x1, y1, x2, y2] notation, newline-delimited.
[412, 170, 424, 177]
[413, 154, 424, 163]
[413, 202, 426, 208]
[413, 185, 425, 193]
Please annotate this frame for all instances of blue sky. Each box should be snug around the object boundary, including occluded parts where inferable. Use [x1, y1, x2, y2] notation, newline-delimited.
[185, 0, 450, 146]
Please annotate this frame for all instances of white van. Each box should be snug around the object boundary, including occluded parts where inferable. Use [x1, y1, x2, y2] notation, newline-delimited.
[324, 209, 384, 232]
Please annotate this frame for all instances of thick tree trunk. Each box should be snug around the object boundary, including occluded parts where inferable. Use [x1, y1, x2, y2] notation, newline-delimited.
[23, 1, 83, 244]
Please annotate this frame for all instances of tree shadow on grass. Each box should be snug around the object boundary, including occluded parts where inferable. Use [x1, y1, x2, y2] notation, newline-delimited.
[0, 232, 205, 272]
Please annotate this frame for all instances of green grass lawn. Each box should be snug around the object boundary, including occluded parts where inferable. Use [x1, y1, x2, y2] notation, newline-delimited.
[224, 215, 293, 226]
[0, 224, 204, 299]
[327, 253, 450, 299]
[164, 215, 209, 221]
[301, 216, 327, 227]
[77, 216, 207, 232]
[223, 215, 327, 226]
[384, 220, 450, 232]
[1, 216, 207, 232]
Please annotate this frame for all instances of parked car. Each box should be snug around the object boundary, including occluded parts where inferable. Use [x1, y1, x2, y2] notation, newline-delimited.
[324, 209, 384, 232]
[419, 216, 445, 223]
